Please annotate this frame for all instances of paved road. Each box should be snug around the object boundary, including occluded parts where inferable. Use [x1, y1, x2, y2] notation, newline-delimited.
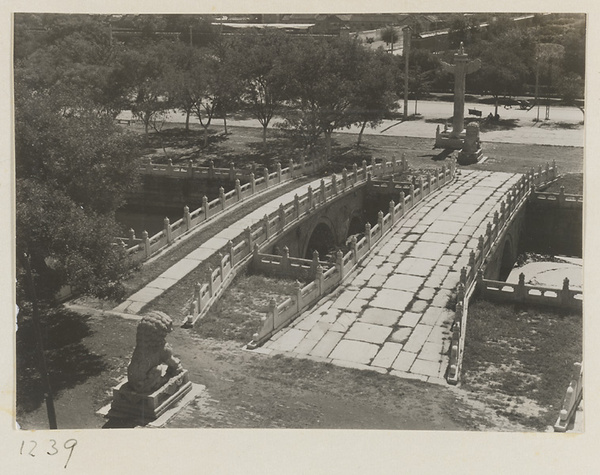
[253, 170, 521, 383]
[118, 99, 584, 147]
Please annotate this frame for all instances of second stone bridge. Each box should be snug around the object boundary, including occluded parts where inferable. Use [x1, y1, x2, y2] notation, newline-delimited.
[253, 170, 525, 383]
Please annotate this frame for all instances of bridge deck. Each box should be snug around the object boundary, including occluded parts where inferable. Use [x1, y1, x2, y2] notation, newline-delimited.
[258, 170, 522, 383]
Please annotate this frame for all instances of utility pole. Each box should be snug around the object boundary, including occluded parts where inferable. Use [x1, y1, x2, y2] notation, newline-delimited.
[403, 26, 411, 121]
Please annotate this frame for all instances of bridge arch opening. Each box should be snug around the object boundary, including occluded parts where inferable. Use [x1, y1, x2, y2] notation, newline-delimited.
[304, 222, 336, 259]
[347, 214, 365, 239]
[499, 238, 515, 281]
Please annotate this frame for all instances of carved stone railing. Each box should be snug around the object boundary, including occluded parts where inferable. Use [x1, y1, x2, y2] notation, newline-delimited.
[246, 162, 458, 348]
[122, 156, 326, 264]
[183, 155, 453, 329]
[447, 162, 559, 384]
[554, 362, 583, 432]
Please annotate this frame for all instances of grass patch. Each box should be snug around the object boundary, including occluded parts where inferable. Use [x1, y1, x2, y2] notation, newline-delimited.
[543, 173, 583, 195]
[461, 298, 582, 430]
[193, 273, 300, 342]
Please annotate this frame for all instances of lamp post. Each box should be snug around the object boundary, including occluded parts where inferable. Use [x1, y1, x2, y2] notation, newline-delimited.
[403, 26, 411, 121]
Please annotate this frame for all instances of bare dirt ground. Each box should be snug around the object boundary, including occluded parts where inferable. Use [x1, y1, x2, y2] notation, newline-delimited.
[17, 310, 530, 431]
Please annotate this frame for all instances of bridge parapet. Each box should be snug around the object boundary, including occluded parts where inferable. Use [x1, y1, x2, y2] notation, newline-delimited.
[447, 162, 559, 384]
[246, 161, 457, 347]
[183, 154, 452, 329]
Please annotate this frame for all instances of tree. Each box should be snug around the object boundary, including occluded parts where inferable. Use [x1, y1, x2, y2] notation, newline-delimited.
[350, 49, 398, 147]
[407, 49, 440, 115]
[380, 26, 399, 53]
[236, 30, 292, 150]
[281, 36, 367, 160]
[114, 41, 173, 135]
[15, 79, 142, 301]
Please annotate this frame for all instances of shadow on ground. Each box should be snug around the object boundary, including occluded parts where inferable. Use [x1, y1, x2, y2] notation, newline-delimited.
[16, 308, 109, 414]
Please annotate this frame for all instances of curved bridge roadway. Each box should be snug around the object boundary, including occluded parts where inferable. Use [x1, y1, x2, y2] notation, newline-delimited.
[254, 170, 522, 384]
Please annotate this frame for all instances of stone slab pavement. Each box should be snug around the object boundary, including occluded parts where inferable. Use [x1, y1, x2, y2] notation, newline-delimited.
[256, 170, 522, 384]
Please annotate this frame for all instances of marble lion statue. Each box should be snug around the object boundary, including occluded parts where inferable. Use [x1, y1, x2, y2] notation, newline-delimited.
[127, 311, 183, 394]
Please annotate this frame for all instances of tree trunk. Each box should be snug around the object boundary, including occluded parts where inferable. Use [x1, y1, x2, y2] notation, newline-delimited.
[494, 97, 499, 117]
[223, 113, 228, 135]
[325, 131, 332, 161]
[415, 96, 419, 115]
[203, 126, 209, 147]
[185, 110, 190, 132]
[262, 126, 268, 152]
[357, 120, 368, 147]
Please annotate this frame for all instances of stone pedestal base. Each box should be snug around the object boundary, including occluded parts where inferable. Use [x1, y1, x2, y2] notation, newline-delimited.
[457, 148, 484, 165]
[108, 370, 192, 422]
[435, 129, 465, 150]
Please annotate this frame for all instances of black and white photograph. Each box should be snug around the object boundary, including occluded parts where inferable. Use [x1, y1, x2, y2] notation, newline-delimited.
[3, 2, 597, 473]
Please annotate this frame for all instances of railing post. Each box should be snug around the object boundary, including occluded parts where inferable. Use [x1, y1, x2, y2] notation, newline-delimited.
[351, 235, 358, 263]
[142, 230, 150, 258]
[399, 191, 406, 216]
[128, 228, 136, 247]
[276, 162, 282, 183]
[300, 155, 305, 174]
[229, 161, 236, 181]
[209, 160, 215, 179]
[250, 172, 256, 194]
[164, 217, 173, 244]
[308, 185, 314, 209]
[517, 273, 526, 301]
[278, 203, 286, 230]
[188, 159, 194, 177]
[208, 266, 214, 296]
[245, 227, 253, 253]
[184, 205, 191, 231]
[389, 200, 395, 224]
[295, 280, 303, 312]
[145, 157, 153, 174]
[559, 186, 566, 206]
[552, 160, 557, 180]
[353, 163, 358, 184]
[218, 252, 225, 282]
[293, 194, 300, 218]
[377, 210, 384, 235]
[263, 214, 270, 240]
[320, 179, 326, 203]
[167, 158, 174, 175]
[282, 246, 290, 275]
[342, 168, 348, 190]
[194, 282, 202, 312]
[402, 152, 407, 171]
[316, 265, 324, 295]
[362, 160, 368, 180]
[235, 179, 241, 201]
[500, 201, 506, 221]
[228, 240, 235, 267]
[410, 184, 415, 207]
[289, 159, 295, 178]
[427, 172, 432, 194]
[560, 277, 571, 307]
[336, 249, 344, 280]
[331, 173, 337, 194]
[310, 250, 319, 278]
[476, 269, 484, 290]
[264, 167, 270, 188]
[365, 222, 372, 249]
[219, 186, 226, 210]
[202, 195, 209, 220]
[252, 243, 260, 266]
[269, 299, 278, 327]
[370, 157, 376, 176]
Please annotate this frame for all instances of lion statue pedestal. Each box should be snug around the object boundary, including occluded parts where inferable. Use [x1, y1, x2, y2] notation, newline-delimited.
[457, 122, 484, 165]
[108, 311, 192, 422]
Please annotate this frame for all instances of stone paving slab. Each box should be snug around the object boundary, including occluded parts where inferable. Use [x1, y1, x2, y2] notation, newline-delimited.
[371, 288, 414, 311]
[309, 331, 344, 358]
[371, 342, 403, 369]
[329, 339, 379, 364]
[359, 307, 402, 326]
[345, 322, 393, 344]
